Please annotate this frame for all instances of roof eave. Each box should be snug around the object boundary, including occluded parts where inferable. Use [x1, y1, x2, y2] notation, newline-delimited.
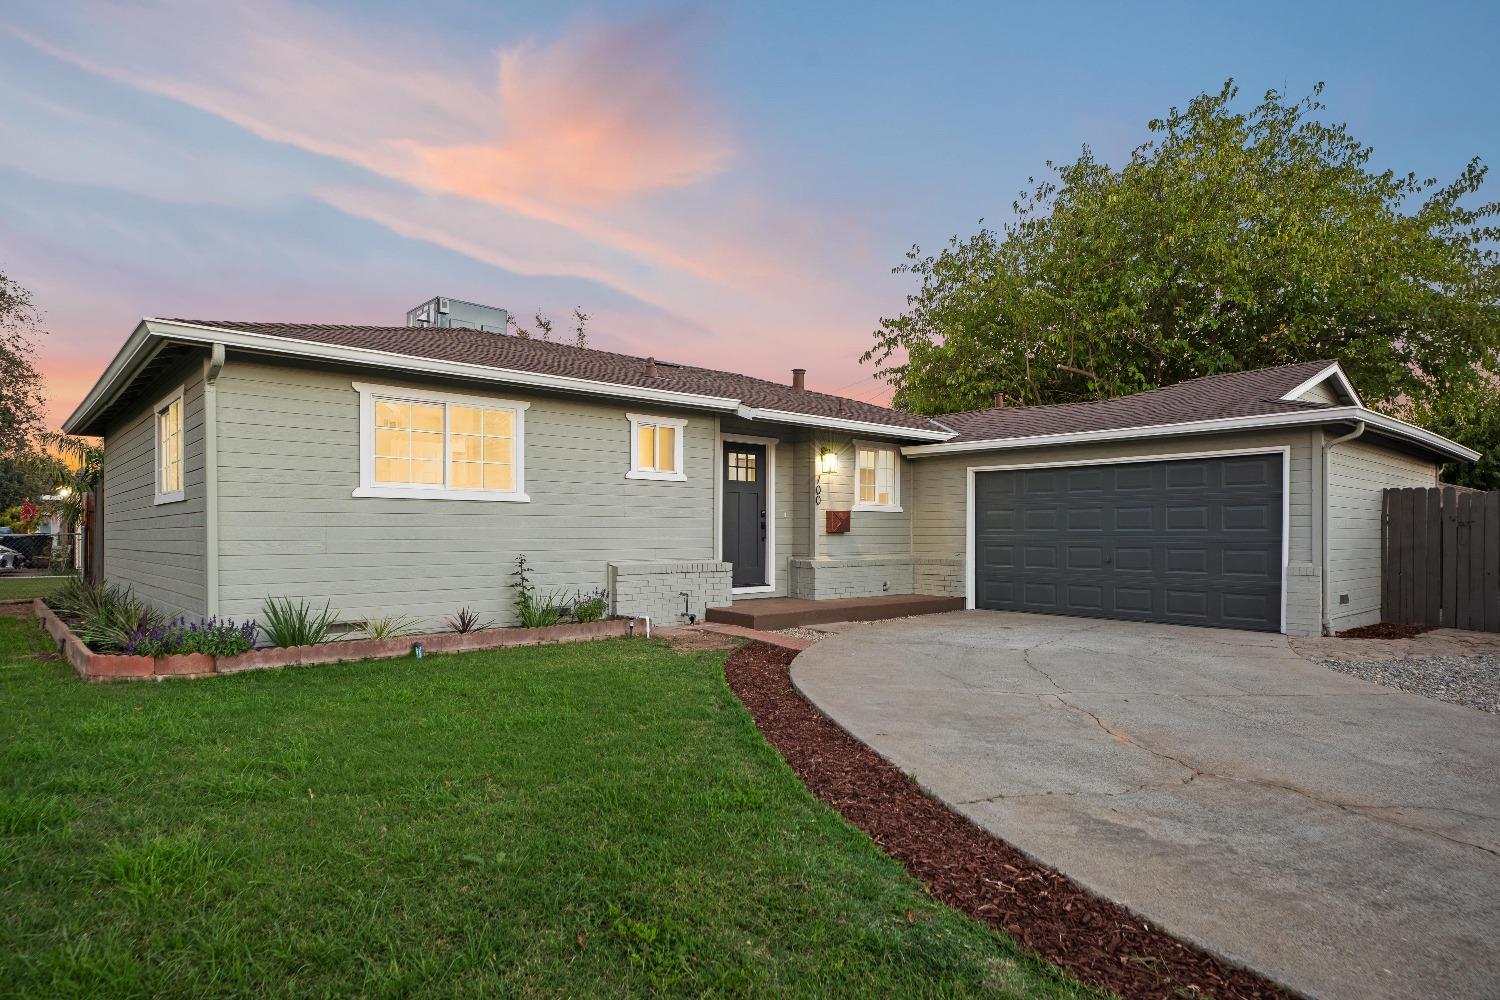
[900, 407, 1479, 463]
[734, 405, 953, 442]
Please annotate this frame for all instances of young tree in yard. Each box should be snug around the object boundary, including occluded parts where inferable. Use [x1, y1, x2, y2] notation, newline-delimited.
[864, 82, 1500, 416]
[1, 269, 48, 456]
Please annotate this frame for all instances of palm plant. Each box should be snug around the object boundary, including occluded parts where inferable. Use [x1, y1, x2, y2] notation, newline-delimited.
[26, 433, 103, 533]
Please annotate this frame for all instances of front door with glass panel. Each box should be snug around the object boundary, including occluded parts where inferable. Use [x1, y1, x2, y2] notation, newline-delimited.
[722, 443, 768, 588]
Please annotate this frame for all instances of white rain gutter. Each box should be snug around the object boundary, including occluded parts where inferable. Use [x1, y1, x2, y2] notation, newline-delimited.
[1321, 420, 1366, 636]
[733, 404, 952, 442]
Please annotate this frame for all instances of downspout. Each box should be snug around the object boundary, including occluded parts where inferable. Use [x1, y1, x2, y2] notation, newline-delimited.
[1320, 420, 1365, 635]
[203, 343, 225, 618]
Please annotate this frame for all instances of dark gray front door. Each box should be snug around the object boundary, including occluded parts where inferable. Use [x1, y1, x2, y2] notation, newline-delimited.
[723, 443, 768, 588]
[973, 454, 1283, 631]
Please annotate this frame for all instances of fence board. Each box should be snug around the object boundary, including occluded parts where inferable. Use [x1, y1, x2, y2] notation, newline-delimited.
[1457, 491, 1475, 629]
[1381, 490, 1395, 622]
[1398, 491, 1410, 626]
[1443, 488, 1460, 626]
[1411, 488, 1429, 628]
[1487, 493, 1500, 633]
[1425, 488, 1443, 627]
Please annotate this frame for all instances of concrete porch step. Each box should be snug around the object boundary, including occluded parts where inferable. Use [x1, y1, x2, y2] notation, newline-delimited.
[705, 594, 964, 630]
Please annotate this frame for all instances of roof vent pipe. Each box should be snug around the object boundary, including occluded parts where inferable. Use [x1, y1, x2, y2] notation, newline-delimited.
[645, 357, 658, 378]
[992, 392, 1008, 408]
[792, 368, 806, 390]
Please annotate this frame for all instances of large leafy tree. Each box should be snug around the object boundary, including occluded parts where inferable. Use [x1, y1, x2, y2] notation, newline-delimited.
[864, 82, 1500, 415]
[1402, 375, 1500, 489]
[1, 269, 48, 455]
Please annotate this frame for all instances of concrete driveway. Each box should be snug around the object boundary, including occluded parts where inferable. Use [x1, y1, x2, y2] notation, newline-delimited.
[791, 612, 1500, 1000]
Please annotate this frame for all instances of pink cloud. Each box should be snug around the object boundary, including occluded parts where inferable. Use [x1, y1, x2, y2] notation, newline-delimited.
[408, 13, 732, 209]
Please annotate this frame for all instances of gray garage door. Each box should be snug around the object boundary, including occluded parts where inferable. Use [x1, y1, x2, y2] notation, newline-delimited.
[973, 454, 1284, 631]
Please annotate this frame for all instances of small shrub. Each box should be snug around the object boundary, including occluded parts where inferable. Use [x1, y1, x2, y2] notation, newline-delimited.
[260, 597, 338, 648]
[570, 588, 609, 624]
[445, 608, 496, 634]
[49, 576, 115, 619]
[520, 590, 569, 628]
[125, 617, 258, 658]
[77, 590, 162, 653]
[510, 554, 574, 628]
[364, 614, 422, 641]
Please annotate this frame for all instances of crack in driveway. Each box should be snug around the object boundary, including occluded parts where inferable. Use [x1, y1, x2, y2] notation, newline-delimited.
[1039, 685, 1500, 859]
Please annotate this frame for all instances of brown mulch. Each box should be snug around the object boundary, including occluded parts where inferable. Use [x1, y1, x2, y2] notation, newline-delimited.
[724, 641, 1295, 1000]
[1336, 622, 1435, 640]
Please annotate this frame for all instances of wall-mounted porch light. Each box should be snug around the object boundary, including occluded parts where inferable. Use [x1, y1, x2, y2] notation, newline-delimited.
[817, 447, 839, 476]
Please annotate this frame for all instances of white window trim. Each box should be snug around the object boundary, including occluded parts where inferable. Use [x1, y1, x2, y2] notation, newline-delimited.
[626, 413, 688, 482]
[351, 381, 530, 502]
[152, 384, 186, 505]
[852, 440, 903, 512]
[716, 433, 778, 595]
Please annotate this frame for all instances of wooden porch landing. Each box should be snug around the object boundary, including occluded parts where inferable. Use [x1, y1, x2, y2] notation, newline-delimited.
[705, 594, 964, 631]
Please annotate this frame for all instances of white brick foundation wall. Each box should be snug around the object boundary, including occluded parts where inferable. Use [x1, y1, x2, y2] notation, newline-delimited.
[913, 557, 965, 598]
[1284, 561, 1321, 637]
[787, 556, 914, 600]
[608, 560, 732, 626]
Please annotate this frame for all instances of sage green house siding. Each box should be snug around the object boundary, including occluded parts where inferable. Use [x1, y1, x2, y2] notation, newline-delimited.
[99, 355, 209, 618]
[1324, 438, 1438, 631]
[88, 345, 1454, 640]
[213, 360, 720, 629]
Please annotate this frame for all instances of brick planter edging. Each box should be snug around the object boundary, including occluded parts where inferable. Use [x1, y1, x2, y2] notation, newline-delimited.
[31, 599, 641, 682]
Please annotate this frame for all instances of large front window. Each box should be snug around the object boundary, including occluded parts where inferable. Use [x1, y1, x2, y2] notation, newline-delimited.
[354, 382, 528, 501]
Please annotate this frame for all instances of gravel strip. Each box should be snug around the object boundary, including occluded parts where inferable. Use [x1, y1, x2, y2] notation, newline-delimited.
[1316, 655, 1500, 714]
[771, 626, 833, 643]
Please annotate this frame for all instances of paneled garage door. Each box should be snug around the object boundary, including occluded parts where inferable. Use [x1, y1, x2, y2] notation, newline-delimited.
[972, 453, 1284, 631]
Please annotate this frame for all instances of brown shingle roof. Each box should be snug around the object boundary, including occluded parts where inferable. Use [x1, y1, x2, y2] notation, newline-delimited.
[934, 360, 1344, 444]
[163, 321, 1352, 445]
[169, 320, 943, 434]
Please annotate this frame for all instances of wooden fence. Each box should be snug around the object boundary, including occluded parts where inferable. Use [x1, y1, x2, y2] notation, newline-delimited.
[1382, 487, 1500, 632]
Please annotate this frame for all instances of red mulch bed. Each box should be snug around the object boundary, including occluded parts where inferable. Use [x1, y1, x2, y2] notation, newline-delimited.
[724, 641, 1295, 1000]
[1336, 622, 1435, 640]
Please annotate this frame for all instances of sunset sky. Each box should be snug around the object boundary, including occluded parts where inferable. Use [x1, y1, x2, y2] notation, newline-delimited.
[3, 1, 1496, 429]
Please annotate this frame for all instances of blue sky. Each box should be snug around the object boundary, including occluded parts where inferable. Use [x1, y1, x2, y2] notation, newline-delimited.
[2, 1, 1496, 425]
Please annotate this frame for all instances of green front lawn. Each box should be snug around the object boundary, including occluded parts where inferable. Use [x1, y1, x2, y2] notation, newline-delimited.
[0, 618, 1091, 998]
[0, 575, 68, 602]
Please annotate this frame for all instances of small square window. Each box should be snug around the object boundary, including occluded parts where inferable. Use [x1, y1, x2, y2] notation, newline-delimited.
[853, 443, 901, 512]
[627, 414, 687, 481]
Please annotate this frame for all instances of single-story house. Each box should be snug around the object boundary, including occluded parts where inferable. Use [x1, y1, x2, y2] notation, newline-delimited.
[63, 308, 1478, 637]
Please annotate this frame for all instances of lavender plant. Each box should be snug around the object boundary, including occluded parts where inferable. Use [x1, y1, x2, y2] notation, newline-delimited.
[570, 588, 609, 624]
[125, 617, 259, 657]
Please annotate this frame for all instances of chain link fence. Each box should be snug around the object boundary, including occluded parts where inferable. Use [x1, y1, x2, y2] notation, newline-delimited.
[0, 531, 83, 574]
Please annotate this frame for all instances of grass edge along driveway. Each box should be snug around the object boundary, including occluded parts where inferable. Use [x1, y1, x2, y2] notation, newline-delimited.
[0, 618, 1097, 998]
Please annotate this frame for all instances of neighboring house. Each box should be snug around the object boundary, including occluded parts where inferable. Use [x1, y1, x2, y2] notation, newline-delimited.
[64, 307, 1478, 637]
